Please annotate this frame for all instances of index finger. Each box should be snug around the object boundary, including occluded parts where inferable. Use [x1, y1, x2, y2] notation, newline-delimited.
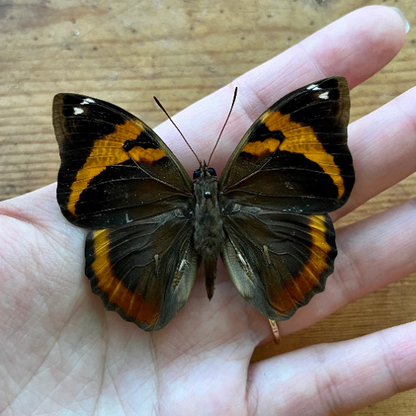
[154, 5, 406, 173]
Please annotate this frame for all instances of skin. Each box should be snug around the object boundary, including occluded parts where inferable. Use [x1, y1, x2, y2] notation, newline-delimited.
[1, 5, 415, 416]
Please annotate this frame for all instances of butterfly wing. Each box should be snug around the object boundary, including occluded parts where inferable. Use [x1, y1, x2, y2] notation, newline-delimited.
[53, 93, 193, 228]
[85, 211, 198, 331]
[219, 77, 354, 320]
[53, 94, 198, 330]
[222, 208, 336, 320]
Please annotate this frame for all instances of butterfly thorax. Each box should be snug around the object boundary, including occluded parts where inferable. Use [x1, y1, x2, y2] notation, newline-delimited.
[192, 164, 226, 299]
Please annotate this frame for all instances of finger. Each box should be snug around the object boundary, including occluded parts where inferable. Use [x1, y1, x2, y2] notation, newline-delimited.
[275, 87, 416, 335]
[279, 197, 416, 336]
[154, 6, 406, 171]
[334, 86, 416, 221]
[249, 321, 416, 416]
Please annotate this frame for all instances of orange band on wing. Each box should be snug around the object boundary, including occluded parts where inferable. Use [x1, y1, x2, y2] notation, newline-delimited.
[91, 229, 160, 327]
[271, 215, 331, 311]
[247, 110, 345, 199]
[67, 120, 166, 216]
[242, 138, 280, 158]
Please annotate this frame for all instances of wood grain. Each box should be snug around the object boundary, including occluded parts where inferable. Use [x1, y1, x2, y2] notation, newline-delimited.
[0, 0, 415, 414]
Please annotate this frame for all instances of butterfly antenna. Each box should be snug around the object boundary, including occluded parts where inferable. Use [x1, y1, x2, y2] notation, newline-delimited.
[153, 96, 200, 165]
[207, 87, 238, 167]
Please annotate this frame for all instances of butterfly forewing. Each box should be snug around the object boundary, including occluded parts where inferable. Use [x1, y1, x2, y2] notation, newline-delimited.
[220, 77, 354, 213]
[219, 77, 354, 321]
[53, 93, 192, 228]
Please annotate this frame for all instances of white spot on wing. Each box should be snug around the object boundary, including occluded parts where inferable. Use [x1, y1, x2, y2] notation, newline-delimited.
[178, 259, 189, 272]
[237, 252, 248, 267]
[307, 84, 321, 91]
[319, 91, 329, 100]
[80, 98, 95, 105]
[73, 107, 84, 115]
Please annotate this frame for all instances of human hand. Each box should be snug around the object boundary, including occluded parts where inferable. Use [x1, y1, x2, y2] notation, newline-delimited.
[1, 6, 415, 415]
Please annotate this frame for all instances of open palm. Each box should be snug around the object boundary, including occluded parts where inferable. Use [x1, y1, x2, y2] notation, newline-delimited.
[1, 6, 415, 416]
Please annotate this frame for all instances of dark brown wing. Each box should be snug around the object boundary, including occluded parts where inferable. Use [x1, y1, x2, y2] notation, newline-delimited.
[219, 77, 354, 213]
[222, 206, 335, 320]
[85, 209, 199, 331]
[53, 93, 193, 228]
[219, 77, 354, 320]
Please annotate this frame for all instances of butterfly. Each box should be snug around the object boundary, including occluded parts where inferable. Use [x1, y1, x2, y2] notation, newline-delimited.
[53, 77, 354, 331]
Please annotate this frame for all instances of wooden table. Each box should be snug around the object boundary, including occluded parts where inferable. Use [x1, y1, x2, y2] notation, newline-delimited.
[1, 1, 415, 414]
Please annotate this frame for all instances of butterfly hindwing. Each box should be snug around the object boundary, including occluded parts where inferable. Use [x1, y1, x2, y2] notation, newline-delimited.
[53, 93, 192, 229]
[85, 209, 199, 331]
[220, 77, 354, 320]
[222, 207, 336, 320]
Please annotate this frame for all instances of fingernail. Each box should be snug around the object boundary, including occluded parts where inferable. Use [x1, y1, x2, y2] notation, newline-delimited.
[390, 7, 410, 34]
